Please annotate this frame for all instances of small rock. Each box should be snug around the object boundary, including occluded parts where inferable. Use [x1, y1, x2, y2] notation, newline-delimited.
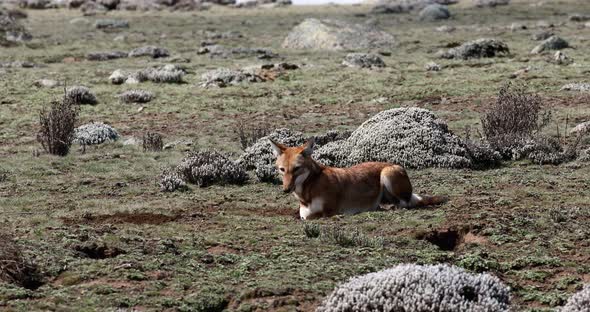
[342, 53, 385, 68]
[69, 17, 90, 25]
[109, 69, 127, 84]
[95, 19, 129, 29]
[86, 51, 128, 61]
[560, 83, 590, 92]
[553, 51, 572, 65]
[510, 22, 526, 31]
[425, 62, 441, 71]
[472, 0, 509, 7]
[531, 36, 569, 54]
[34, 79, 59, 88]
[129, 46, 170, 58]
[531, 30, 553, 41]
[570, 121, 590, 136]
[419, 4, 450, 21]
[123, 137, 139, 145]
[508, 67, 529, 79]
[439, 38, 509, 60]
[113, 35, 127, 42]
[436, 25, 455, 32]
[569, 14, 590, 22]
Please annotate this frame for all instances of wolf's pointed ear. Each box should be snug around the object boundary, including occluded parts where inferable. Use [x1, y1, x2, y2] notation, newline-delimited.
[269, 139, 286, 157]
[301, 137, 315, 157]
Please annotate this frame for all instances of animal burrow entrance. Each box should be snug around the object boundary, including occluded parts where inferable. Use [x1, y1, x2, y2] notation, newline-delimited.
[415, 226, 470, 251]
[73, 242, 124, 259]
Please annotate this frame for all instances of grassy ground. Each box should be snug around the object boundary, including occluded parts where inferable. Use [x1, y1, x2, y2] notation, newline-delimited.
[1, 0, 590, 310]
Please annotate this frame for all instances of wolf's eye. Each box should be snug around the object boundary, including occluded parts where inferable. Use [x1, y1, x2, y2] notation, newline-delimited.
[293, 166, 300, 172]
[279, 167, 285, 172]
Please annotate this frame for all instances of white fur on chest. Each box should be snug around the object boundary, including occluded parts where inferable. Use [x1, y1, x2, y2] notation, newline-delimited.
[297, 196, 324, 220]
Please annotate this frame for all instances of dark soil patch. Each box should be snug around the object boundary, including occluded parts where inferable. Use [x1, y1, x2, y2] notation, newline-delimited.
[72, 242, 124, 259]
[63, 212, 180, 225]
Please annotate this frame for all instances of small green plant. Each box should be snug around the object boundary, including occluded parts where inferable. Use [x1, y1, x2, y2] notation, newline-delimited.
[303, 223, 384, 248]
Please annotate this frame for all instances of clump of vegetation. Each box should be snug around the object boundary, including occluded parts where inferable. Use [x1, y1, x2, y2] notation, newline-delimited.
[560, 285, 590, 312]
[314, 107, 499, 169]
[119, 90, 154, 103]
[317, 264, 510, 312]
[36, 93, 79, 156]
[0, 232, 43, 290]
[178, 151, 248, 187]
[0, 167, 9, 183]
[233, 121, 272, 151]
[303, 223, 384, 248]
[73, 122, 119, 145]
[65, 86, 98, 105]
[158, 169, 187, 192]
[142, 131, 163, 152]
[481, 83, 578, 164]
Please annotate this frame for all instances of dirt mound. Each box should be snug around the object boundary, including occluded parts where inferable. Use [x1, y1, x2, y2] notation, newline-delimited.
[282, 18, 395, 51]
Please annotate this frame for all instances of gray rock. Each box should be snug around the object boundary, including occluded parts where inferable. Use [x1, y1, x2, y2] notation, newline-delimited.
[342, 53, 385, 68]
[199, 44, 277, 59]
[69, 17, 90, 25]
[81, 1, 108, 15]
[128, 45, 170, 58]
[569, 14, 590, 22]
[553, 50, 572, 65]
[569, 121, 590, 136]
[531, 36, 569, 54]
[439, 38, 509, 60]
[18, 0, 52, 9]
[560, 83, 590, 92]
[200, 68, 263, 88]
[418, 4, 450, 21]
[425, 62, 441, 71]
[435, 25, 455, 32]
[34, 79, 59, 88]
[74, 122, 119, 145]
[86, 50, 128, 61]
[282, 18, 395, 51]
[531, 30, 553, 41]
[317, 264, 510, 312]
[109, 69, 127, 84]
[95, 19, 129, 29]
[472, 0, 509, 7]
[370, 0, 453, 14]
[510, 22, 526, 31]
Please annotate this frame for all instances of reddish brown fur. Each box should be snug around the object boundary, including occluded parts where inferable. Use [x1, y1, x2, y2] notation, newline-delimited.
[270, 139, 447, 219]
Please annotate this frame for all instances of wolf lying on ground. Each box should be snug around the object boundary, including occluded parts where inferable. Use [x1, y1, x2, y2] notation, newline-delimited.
[270, 138, 448, 220]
